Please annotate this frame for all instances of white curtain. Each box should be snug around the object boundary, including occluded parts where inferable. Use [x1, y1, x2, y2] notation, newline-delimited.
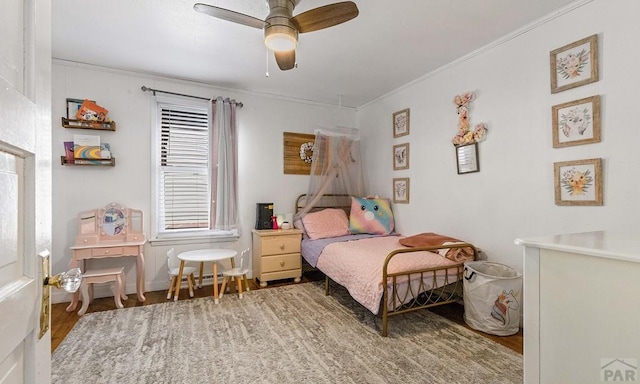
[210, 97, 239, 232]
[295, 126, 365, 219]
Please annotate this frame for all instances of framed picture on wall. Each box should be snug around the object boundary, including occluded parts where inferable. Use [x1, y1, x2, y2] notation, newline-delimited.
[393, 143, 409, 170]
[392, 177, 410, 204]
[392, 108, 410, 138]
[282, 132, 315, 175]
[550, 34, 598, 93]
[552, 95, 601, 148]
[456, 142, 479, 174]
[554, 158, 603, 206]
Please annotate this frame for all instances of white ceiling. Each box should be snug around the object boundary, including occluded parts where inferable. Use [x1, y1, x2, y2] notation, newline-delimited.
[51, 0, 577, 108]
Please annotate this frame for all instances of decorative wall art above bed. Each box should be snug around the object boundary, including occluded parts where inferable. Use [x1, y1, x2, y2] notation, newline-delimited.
[451, 92, 488, 175]
[392, 108, 410, 138]
[553, 158, 603, 206]
[552, 95, 601, 148]
[550, 34, 599, 94]
[456, 142, 479, 174]
[392, 178, 410, 204]
[392, 143, 409, 170]
[451, 92, 488, 147]
[283, 131, 315, 175]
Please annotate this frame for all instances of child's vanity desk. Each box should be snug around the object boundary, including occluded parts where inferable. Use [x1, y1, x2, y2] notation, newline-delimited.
[66, 203, 146, 312]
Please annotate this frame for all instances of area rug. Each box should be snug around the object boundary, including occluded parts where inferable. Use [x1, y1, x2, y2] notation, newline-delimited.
[52, 282, 522, 384]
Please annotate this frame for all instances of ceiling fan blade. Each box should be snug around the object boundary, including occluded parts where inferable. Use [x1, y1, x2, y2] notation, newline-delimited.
[275, 50, 296, 71]
[291, 1, 358, 33]
[193, 3, 265, 29]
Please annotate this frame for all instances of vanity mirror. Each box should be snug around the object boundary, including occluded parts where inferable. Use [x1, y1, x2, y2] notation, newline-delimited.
[75, 203, 144, 245]
[102, 205, 126, 236]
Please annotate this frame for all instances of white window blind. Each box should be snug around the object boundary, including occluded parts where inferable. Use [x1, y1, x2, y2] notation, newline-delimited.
[158, 103, 210, 231]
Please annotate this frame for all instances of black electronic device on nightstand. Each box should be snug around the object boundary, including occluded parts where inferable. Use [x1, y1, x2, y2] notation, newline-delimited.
[255, 203, 274, 230]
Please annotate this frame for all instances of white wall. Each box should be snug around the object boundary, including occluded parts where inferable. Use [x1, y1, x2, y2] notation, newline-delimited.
[52, 0, 639, 304]
[51, 62, 356, 302]
[357, 0, 640, 272]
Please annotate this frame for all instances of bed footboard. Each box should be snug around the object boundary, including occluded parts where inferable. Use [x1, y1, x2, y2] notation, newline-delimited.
[380, 243, 478, 336]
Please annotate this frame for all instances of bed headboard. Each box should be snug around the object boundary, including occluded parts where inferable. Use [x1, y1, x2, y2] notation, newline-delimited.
[295, 194, 352, 215]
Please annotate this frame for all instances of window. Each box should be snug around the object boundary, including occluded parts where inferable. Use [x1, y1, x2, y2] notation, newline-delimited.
[158, 102, 210, 233]
[152, 96, 239, 243]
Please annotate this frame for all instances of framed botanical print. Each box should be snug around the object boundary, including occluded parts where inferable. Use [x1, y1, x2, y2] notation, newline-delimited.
[392, 108, 410, 138]
[552, 95, 601, 148]
[550, 34, 598, 93]
[393, 143, 409, 170]
[392, 177, 410, 204]
[554, 158, 603, 206]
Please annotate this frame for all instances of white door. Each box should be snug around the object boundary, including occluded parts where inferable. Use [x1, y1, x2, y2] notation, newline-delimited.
[0, 0, 52, 383]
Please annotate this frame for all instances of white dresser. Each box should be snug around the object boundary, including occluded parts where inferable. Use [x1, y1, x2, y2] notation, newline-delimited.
[515, 231, 640, 384]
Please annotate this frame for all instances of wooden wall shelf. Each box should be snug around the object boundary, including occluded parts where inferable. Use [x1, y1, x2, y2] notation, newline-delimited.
[61, 117, 116, 131]
[60, 156, 115, 166]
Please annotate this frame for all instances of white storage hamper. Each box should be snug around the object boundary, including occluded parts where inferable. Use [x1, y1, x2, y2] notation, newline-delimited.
[462, 261, 522, 336]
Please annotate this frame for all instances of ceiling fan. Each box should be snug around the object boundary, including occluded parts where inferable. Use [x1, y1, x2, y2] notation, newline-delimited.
[193, 0, 359, 71]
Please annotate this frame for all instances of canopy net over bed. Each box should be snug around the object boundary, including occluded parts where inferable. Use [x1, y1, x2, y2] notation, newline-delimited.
[294, 127, 364, 220]
[292, 127, 480, 337]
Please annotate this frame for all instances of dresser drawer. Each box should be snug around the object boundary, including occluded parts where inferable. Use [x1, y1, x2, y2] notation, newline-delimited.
[260, 269, 301, 283]
[73, 248, 93, 259]
[261, 253, 301, 273]
[261, 235, 301, 256]
[92, 247, 124, 257]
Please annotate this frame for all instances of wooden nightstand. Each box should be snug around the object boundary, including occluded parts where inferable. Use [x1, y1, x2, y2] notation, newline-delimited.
[251, 229, 303, 287]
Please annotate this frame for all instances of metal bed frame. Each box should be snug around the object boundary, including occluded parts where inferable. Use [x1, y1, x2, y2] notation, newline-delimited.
[296, 193, 478, 336]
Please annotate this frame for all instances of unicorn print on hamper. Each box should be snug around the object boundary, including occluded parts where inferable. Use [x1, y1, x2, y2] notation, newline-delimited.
[491, 290, 520, 326]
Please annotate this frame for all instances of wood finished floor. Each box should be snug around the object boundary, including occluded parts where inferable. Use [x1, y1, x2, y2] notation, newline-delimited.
[51, 271, 523, 355]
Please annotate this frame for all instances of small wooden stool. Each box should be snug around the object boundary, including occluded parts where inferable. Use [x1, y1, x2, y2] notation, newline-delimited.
[78, 267, 128, 316]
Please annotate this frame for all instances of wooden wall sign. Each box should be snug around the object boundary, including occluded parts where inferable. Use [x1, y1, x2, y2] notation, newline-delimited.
[283, 132, 315, 175]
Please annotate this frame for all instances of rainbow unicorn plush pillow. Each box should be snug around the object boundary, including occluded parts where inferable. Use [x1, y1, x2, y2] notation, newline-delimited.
[349, 197, 395, 235]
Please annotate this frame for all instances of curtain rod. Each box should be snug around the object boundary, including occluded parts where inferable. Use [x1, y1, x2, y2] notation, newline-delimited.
[140, 86, 243, 108]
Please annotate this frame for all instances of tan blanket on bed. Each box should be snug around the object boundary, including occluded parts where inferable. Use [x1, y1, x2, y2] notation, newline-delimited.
[398, 232, 475, 262]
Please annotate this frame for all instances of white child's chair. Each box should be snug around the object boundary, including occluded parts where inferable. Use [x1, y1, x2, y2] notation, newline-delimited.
[166, 248, 196, 300]
[219, 248, 251, 299]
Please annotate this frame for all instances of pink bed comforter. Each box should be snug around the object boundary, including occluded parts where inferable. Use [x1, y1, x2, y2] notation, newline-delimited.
[316, 236, 460, 315]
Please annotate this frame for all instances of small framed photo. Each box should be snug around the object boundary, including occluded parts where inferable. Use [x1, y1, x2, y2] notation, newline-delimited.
[456, 142, 479, 174]
[392, 108, 410, 138]
[66, 98, 85, 119]
[550, 34, 598, 93]
[392, 177, 410, 204]
[552, 95, 601, 148]
[393, 143, 409, 170]
[554, 158, 603, 206]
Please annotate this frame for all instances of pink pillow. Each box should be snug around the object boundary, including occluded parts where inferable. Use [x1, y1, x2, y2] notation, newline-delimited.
[301, 208, 350, 240]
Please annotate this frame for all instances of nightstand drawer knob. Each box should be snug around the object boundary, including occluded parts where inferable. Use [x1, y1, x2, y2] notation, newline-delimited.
[280, 262, 285, 267]
[279, 244, 285, 251]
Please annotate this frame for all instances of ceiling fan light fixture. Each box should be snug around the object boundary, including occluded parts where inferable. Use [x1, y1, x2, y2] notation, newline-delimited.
[264, 25, 298, 51]
[195, 1, 359, 70]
